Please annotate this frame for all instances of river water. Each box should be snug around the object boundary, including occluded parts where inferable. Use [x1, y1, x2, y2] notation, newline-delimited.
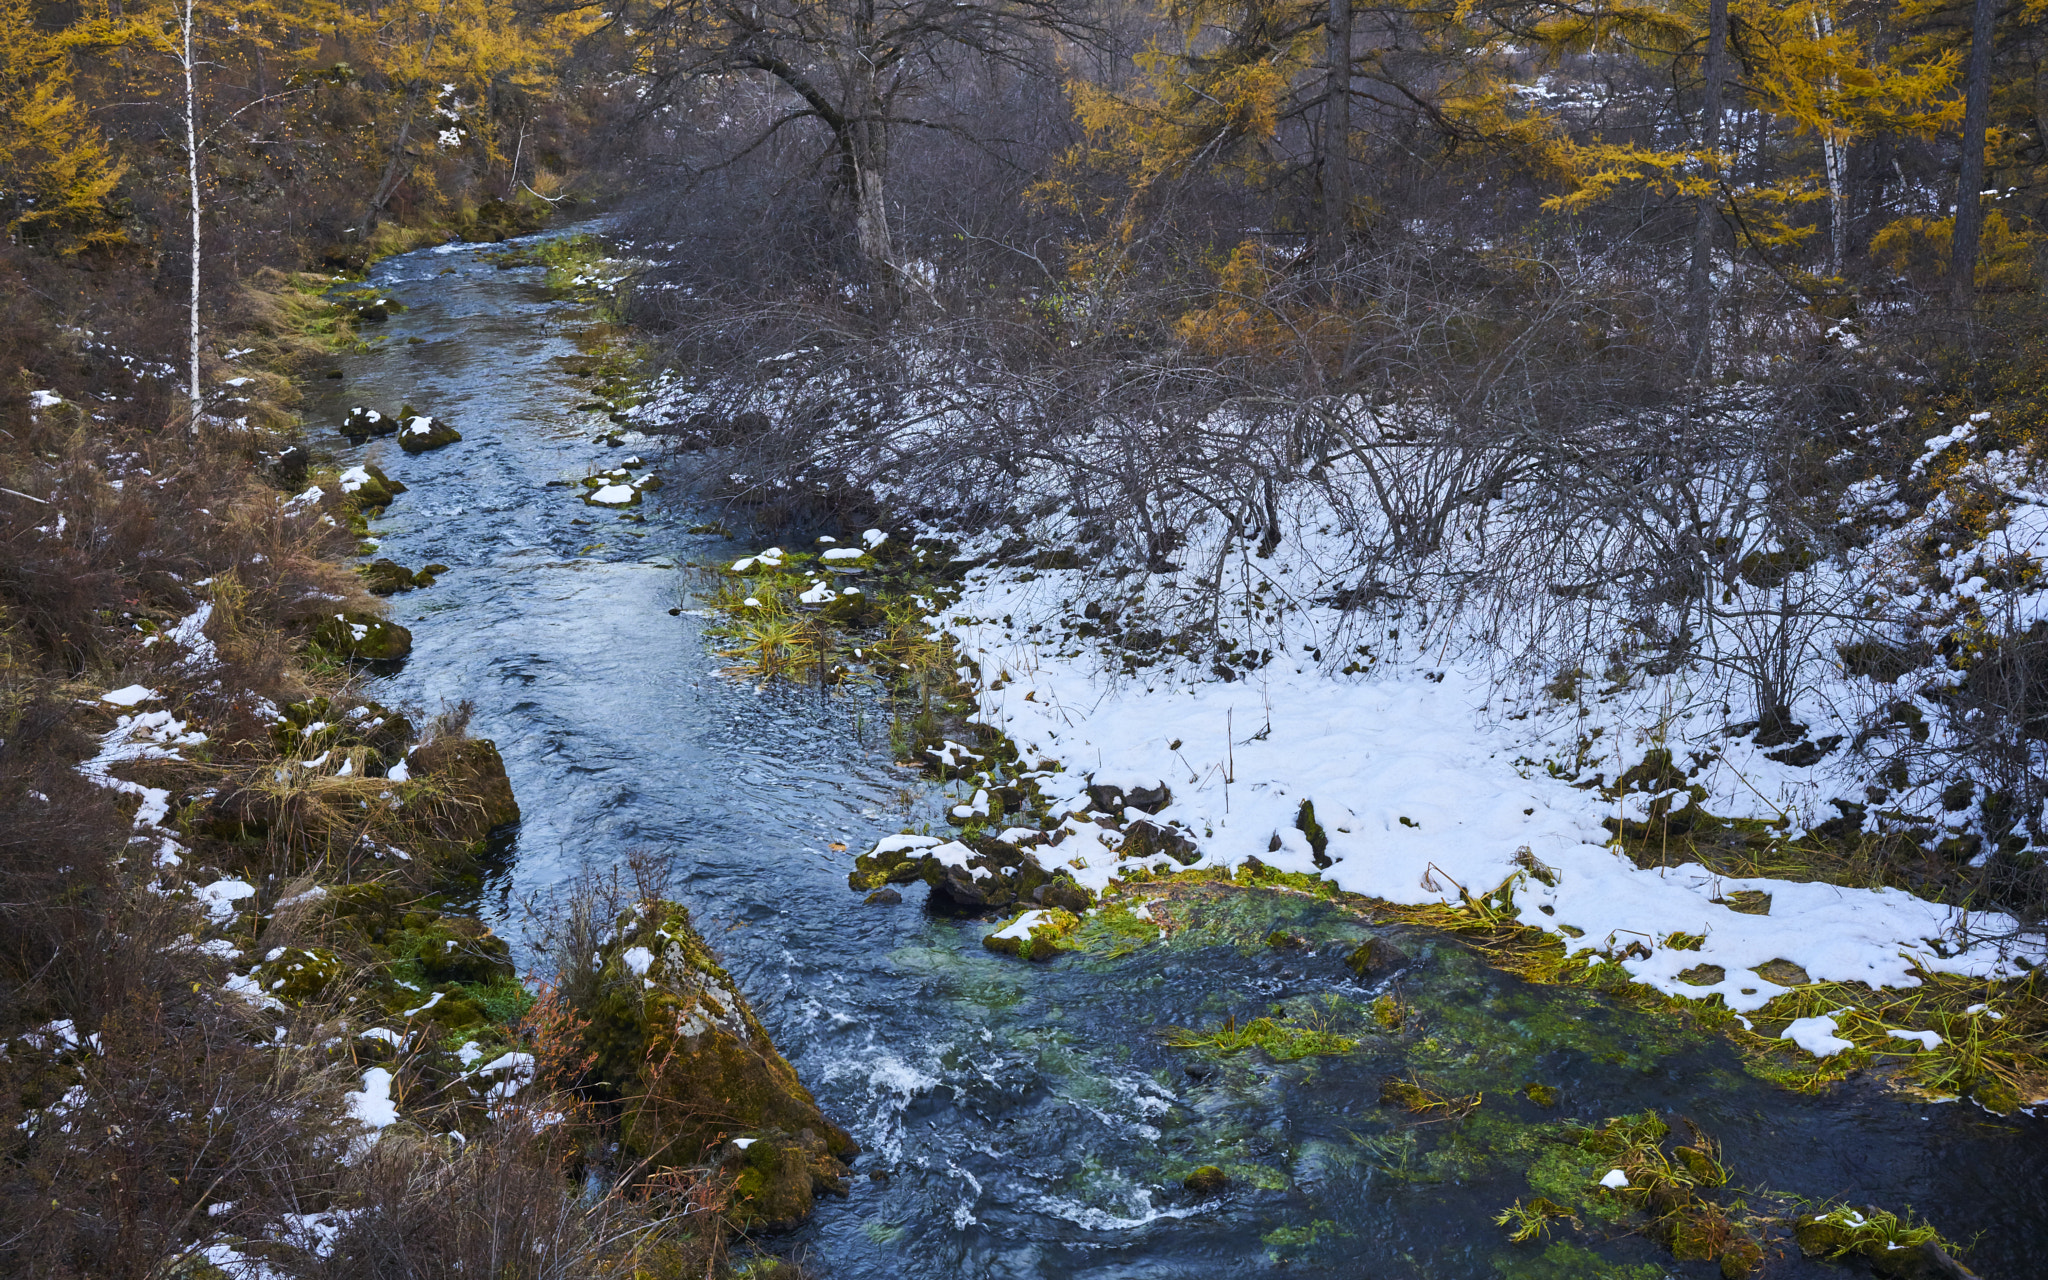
[314, 229, 2046, 1279]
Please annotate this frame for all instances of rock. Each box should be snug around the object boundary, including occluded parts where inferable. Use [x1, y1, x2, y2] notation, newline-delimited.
[1345, 936, 1407, 978]
[1121, 819, 1198, 866]
[340, 461, 406, 511]
[1521, 1082, 1560, 1107]
[862, 887, 902, 906]
[1086, 782, 1124, 813]
[719, 1129, 851, 1233]
[1183, 1166, 1228, 1194]
[1126, 782, 1171, 813]
[1715, 889, 1772, 916]
[271, 445, 310, 490]
[579, 900, 855, 1229]
[407, 737, 521, 843]
[342, 406, 399, 440]
[398, 414, 462, 452]
[313, 610, 412, 661]
[415, 562, 448, 587]
[983, 908, 1079, 961]
[359, 558, 424, 595]
[584, 482, 641, 507]
[849, 833, 1094, 912]
[1871, 1241, 1979, 1279]
[415, 914, 514, 985]
[1751, 958, 1809, 987]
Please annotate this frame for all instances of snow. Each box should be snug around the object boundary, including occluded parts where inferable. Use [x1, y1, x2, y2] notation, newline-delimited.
[588, 484, 636, 505]
[195, 879, 256, 923]
[1781, 1013, 1856, 1057]
[822, 547, 865, 561]
[799, 580, 837, 604]
[1888, 1028, 1943, 1051]
[862, 528, 888, 548]
[338, 466, 372, 492]
[386, 759, 410, 783]
[29, 390, 62, 409]
[1599, 1168, 1630, 1189]
[622, 945, 655, 976]
[345, 1067, 399, 1129]
[853, 537, 2046, 1056]
[102, 684, 158, 706]
[993, 909, 1049, 941]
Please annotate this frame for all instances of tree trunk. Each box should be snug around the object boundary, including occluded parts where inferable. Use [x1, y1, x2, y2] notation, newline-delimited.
[182, 0, 202, 429]
[1953, 0, 1998, 315]
[852, 160, 893, 280]
[1686, 0, 1727, 372]
[1321, 0, 1352, 271]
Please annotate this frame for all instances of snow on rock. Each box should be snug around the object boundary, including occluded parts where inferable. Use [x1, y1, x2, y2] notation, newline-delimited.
[821, 547, 865, 562]
[992, 909, 1048, 941]
[196, 879, 256, 923]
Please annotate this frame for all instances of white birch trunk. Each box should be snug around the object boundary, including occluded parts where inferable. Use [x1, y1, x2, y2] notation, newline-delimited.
[182, 0, 202, 429]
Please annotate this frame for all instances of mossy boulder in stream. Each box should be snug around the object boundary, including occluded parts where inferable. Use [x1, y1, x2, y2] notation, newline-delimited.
[342, 406, 399, 441]
[339, 462, 406, 510]
[398, 414, 462, 452]
[578, 900, 855, 1230]
[983, 907, 1080, 961]
[406, 736, 520, 848]
[313, 610, 412, 661]
[851, 833, 1094, 911]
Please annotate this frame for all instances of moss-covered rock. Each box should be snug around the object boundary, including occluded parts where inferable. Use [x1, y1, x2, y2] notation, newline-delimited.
[1183, 1165, 1228, 1194]
[577, 899, 855, 1225]
[339, 461, 406, 511]
[342, 406, 399, 440]
[1345, 935, 1407, 978]
[398, 414, 462, 452]
[719, 1128, 851, 1232]
[983, 907, 1080, 961]
[313, 610, 413, 661]
[359, 558, 428, 595]
[848, 833, 1093, 911]
[407, 737, 521, 845]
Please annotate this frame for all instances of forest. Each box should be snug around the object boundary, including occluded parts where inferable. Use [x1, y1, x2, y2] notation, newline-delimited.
[4, 0, 2048, 1273]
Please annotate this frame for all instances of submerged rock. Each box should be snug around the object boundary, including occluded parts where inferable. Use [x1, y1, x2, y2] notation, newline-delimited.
[398, 414, 462, 452]
[1345, 935, 1408, 978]
[579, 900, 856, 1229]
[313, 610, 412, 661]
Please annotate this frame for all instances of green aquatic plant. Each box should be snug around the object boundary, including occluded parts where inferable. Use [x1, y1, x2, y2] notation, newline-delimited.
[1792, 1203, 1955, 1260]
[1162, 1012, 1357, 1061]
[1379, 1073, 1482, 1120]
[1494, 1197, 1576, 1243]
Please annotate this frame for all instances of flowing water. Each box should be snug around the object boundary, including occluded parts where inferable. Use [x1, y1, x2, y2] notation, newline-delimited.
[313, 227, 2048, 1279]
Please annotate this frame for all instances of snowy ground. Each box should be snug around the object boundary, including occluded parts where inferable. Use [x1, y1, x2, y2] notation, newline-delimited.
[914, 550, 2042, 1032]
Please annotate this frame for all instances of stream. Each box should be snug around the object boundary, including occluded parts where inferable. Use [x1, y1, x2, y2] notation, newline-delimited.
[312, 227, 2048, 1280]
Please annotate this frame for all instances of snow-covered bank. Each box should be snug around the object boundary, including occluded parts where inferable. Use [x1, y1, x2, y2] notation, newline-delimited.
[921, 551, 2042, 1032]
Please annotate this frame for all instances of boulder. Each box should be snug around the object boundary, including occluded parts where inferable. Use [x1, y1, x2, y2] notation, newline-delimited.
[1121, 818, 1198, 866]
[342, 406, 399, 441]
[398, 415, 462, 453]
[1345, 936, 1408, 978]
[313, 610, 412, 661]
[1183, 1166, 1229, 1194]
[359, 558, 423, 595]
[1126, 782, 1171, 813]
[848, 833, 1093, 911]
[983, 908, 1079, 961]
[580, 900, 855, 1229]
[339, 462, 407, 511]
[717, 1129, 851, 1232]
[407, 737, 521, 843]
